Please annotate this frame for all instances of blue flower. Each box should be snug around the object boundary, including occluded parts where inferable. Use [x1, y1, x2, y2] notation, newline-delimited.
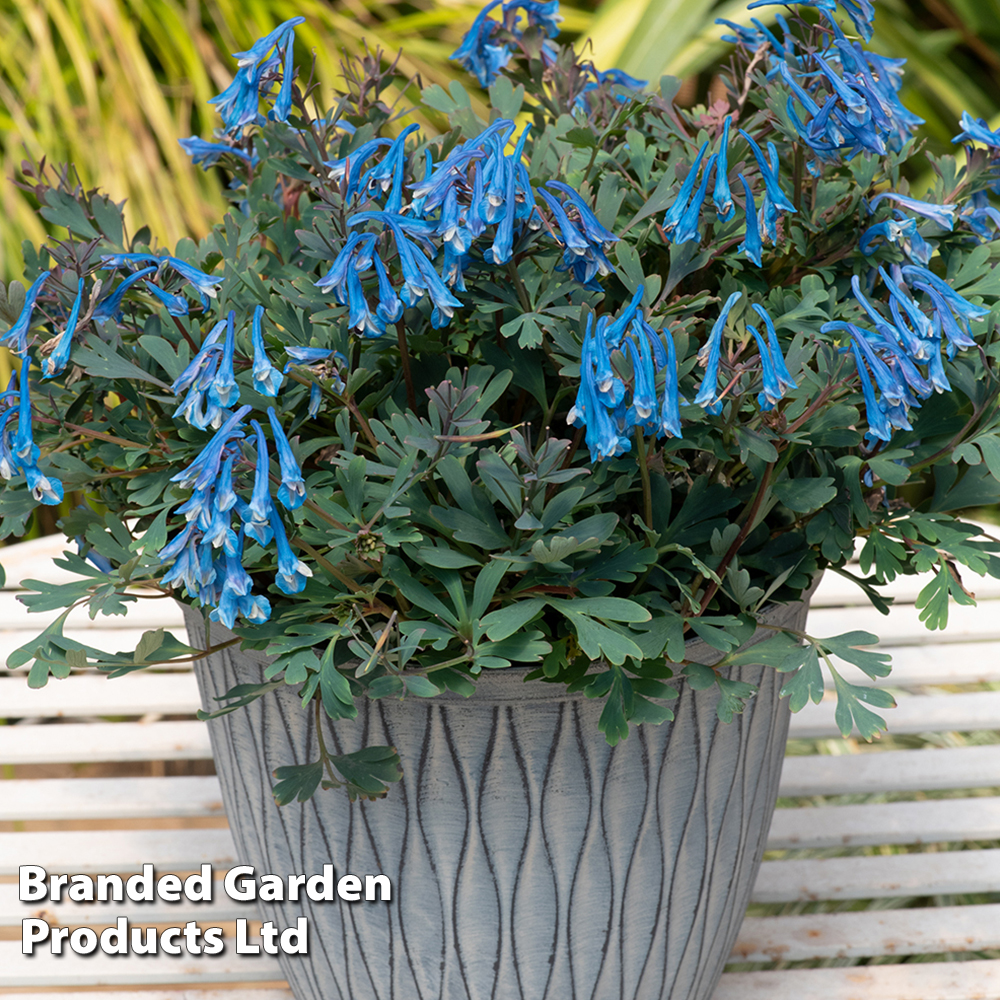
[751, 304, 797, 396]
[178, 137, 258, 169]
[324, 138, 394, 202]
[267, 407, 306, 510]
[868, 193, 956, 231]
[899, 264, 990, 322]
[859, 217, 916, 256]
[736, 174, 762, 266]
[268, 505, 313, 594]
[284, 346, 335, 372]
[231, 18, 306, 76]
[625, 334, 657, 430]
[451, 0, 511, 88]
[850, 340, 893, 443]
[171, 405, 251, 492]
[270, 32, 296, 123]
[671, 153, 717, 245]
[208, 311, 239, 410]
[749, 325, 782, 411]
[739, 130, 796, 216]
[694, 291, 742, 409]
[92, 266, 157, 324]
[242, 420, 275, 546]
[41, 276, 84, 378]
[13, 358, 39, 467]
[144, 281, 189, 317]
[2, 271, 50, 357]
[545, 180, 619, 247]
[663, 141, 710, 238]
[658, 326, 683, 439]
[101, 254, 222, 301]
[713, 116, 734, 223]
[373, 254, 403, 325]
[953, 110, 1000, 148]
[250, 305, 284, 396]
[360, 124, 420, 213]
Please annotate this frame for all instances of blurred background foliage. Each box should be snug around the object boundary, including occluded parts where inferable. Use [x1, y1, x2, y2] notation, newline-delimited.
[2, 0, 999, 284]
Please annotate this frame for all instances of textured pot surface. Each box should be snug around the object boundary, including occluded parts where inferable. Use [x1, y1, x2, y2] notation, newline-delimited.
[185, 594, 811, 1000]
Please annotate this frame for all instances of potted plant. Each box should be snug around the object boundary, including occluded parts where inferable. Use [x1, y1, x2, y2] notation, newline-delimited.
[6, 0, 1000, 996]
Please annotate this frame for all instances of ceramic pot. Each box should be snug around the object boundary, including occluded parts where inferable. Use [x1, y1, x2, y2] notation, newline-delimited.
[185, 591, 811, 1000]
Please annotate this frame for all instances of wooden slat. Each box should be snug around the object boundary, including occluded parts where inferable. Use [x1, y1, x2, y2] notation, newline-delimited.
[0, 881, 253, 928]
[0, 828, 236, 876]
[0, 776, 225, 822]
[789, 690, 1000, 740]
[715, 959, 1000, 1000]
[4, 746, 998, 825]
[768, 796, 1000, 849]
[0, 720, 212, 765]
[1, 672, 203, 719]
[811, 564, 1000, 607]
[0, 940, 282, 988]
[0, 590, 184, 629]
[778, 745, 1000, 797]
[807, 599, 1000, 646]
[732, 903, 1000, 963]
[835, 640, 1000, 688]
[1, 994, 290, 1000]
[752, 848, 1000, 904]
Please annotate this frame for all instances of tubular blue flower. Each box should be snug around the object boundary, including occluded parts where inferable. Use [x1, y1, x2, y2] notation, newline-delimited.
[3, 271, 50, 357]
[738, 130, 796, 214]
[23, 463, 64, 506]
[713, 116, 734, 222]
[749, 325, 783, 411]
[850, 341, 893, 443]
[603, 284, 646, 349]
[751, 304, 798, 395]
[242, 421, 274, 546]
[953, 111, 1000, 148]
[913, 282, 977, 357]
[13, 359, 39, 466]
[268, 505, 313, 594]
[847, 325, 907, 405]
[324, 139, 394, 202]
[813, 52, 870, 127]
[144, 281, 189, 317]
[625, 334, 657, 429]
[173, 319, 225, 396]
[899, 265, 991, 322]
[372, 254, 403, 325]
[694, 291, 742, 408]
[737, 174, 763, 266]
[868, 193, 956, 231]
[308, 383, 323, 418]
[270, 32, 296, 123]
[267, 407, 306, 510]
[283, 346, 334, 372]
[0, 409, 18, 480]
[663, 141, 710, 238]
[178, 137, 257, 169]
[361, 124, 420, 213]
[42, 277, 84, 378]
[101, 254, 222, 300]
[859, 217, 915, 256]
[658, 327, 683, 439]
[207, 311, 239, 410]
[545, 180, 619, 247]
[450, 0, 510, 88]
[171, 405, 251, 492]
[878, 266, 933, 343]
[232, 18, 305, 75]
[250, 305, 284, 396]
[671, 153, 718, 245]
[490, 154, 518, 265]
[215, 452, 239, 513]
[92, 266, 157, 324]
[509, 0, 562, 37]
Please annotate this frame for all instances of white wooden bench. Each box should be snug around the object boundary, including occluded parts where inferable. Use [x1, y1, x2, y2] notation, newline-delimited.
[3, 533, 1000, 998]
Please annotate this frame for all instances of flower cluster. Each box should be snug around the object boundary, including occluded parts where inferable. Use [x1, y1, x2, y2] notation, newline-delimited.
[450, 0, 561, 87]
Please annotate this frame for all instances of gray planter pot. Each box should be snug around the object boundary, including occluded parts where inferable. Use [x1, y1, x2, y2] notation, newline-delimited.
[185, 592, 811, 1000]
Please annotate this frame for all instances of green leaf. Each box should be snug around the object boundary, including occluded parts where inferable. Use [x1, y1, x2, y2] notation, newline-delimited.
[779, 645, 824, 712]
[830, 670, 894, 741]
[715, 676, 759, 723]
[772, 477, 838, 513]
[819, 631, 892, 679]
[74, 335, 172, 390]
[272, 760, 324, 805]
[327, 746, 403, 801]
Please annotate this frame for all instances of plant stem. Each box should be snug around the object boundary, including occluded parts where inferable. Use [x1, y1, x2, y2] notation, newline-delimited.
[634, 428, 653, 529]
[506, 261, 532, 313]
[395, 320, 417, 411]
[696, 461, 775, 616]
